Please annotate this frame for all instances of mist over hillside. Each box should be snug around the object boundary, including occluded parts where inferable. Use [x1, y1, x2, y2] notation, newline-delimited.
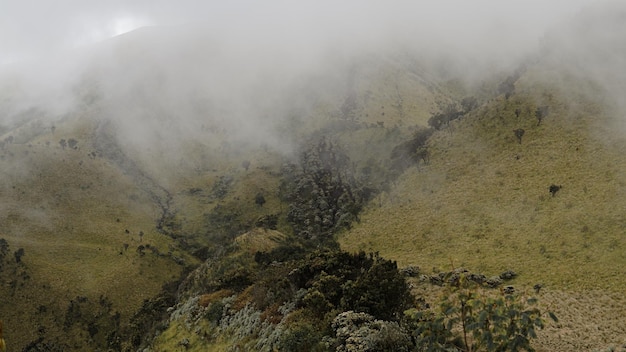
[1, 0, 610, 163]
[1, 1, 626, 351]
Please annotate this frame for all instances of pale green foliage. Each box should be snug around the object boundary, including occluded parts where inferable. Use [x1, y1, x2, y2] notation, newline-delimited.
[408, 275, 556, 352]
[329, 311, 412, 352]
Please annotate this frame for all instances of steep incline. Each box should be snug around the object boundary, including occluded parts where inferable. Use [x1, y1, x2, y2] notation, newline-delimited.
[340, 61, 626, 350]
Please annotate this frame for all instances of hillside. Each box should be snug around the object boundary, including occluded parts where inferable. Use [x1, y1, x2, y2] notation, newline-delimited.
[340, 58, 626, 350]
[0, 114, 192, 348]
[1, 4, 626, 351]
[0, 43, 455, 350]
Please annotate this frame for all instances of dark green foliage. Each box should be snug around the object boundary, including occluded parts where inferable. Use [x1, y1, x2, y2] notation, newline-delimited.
[254, 241, 308, 265]
[282, 138, 364, 240]
[213, 255, 254, 292]
[0, 238, 9, 260]
[391, 127, 434, 172]
[210, 175, 234, 200]
[279, 321, 326, 352]
[461, 96, 479, 113]
[535, 106, 549, 125]
[22, 337, 68, 352]
[428, 104, 463, 130]
[339, 254, 412, 321]
[205, 301, 226, 325]
[125, 279, 179, 350]
[255, 192, 266, 206]
[498, 76, 516, 99]
[61, 295, 123, 350]
[288, 250, 412, 321]
[14, 247, 25, 263]
[204, 205, 244, 239]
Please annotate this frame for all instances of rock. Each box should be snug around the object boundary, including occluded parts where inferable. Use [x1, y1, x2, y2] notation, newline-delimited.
[485, 276, 503, 288]
[499, 270, 517, 280]
[429, 274, 444, 286]
[401, 265, 421, 277]
[467, 273, 487, 284]
[503, 286, 515, 294]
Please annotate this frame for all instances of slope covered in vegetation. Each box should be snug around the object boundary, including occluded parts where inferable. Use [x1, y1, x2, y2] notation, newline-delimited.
[340, 57, 626, 350]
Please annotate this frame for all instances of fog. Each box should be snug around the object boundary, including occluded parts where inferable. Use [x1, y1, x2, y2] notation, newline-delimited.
[1, 0, 622, 162]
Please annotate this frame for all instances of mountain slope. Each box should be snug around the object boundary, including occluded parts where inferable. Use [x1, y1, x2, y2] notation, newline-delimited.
[339, 60, 626, 350]
[0, 114, 190, 349]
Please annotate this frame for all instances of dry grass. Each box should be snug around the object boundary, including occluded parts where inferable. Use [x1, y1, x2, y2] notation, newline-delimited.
[340, 66, 626, 349]
[0, 115, 186, 348]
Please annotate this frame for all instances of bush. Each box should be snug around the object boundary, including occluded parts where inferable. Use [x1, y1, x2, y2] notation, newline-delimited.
[407, 274, 557, 352]
[279, 321, 325, 352]
[282, 138, 364, 240]
[330, 311, 412, 352]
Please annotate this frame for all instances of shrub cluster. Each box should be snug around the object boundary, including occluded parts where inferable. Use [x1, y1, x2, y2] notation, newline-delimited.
[281, 138, 365, 240]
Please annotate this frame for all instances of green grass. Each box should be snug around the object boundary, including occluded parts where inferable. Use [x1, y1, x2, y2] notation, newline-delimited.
[0, 116, 187, 349]
[340, 64, 626, 349]
[4, 50, 624, 350]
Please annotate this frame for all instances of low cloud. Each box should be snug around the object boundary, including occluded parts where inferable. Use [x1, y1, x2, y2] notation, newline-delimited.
[1, 0, 619, 161]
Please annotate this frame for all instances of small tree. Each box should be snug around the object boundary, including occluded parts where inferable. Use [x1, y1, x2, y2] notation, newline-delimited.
[409, 274, 556, 352]
[535, 106, 549, 126]
[461, 96, 478, 113]
[255, 193, 266, 207]
[68, 138, 78, 149]
[514, 129, 525, 144]
[14, 248, 25, 263]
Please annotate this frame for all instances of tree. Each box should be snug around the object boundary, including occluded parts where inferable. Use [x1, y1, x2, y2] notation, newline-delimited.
[0, 238, 9, 259]
[14, 247, 25, 263]
[535, 106, 549, 126]
[283, 138, 363, 240]
[255, 193, 266, 207]
[498, 76, 516, 99]
[513, 129, 525, 144]
[340, 254, 412, 321]
[428, 104, 462, 130]
[461, 97, 478, 113]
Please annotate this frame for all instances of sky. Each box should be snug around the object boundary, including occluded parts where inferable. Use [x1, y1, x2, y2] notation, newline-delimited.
[0, 0, 598, 65]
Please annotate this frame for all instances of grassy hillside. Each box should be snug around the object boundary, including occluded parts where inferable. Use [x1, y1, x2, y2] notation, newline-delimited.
[5, 35, 625, 349]
[0, 52, 454, 350]
[0, 114, 190, 349]
[339, 62, 626, 350]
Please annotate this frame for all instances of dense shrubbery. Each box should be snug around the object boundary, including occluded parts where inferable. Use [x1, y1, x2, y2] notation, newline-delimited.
[174, 243, 554, 351]
[390, 127, 434, 172]
[281, 138, 365, 240]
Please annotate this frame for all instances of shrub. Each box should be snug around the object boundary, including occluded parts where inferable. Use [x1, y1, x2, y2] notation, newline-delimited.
[408, 274, 556, 352]
[282, 138, 364, 240]
[330, 311, 412, 352]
